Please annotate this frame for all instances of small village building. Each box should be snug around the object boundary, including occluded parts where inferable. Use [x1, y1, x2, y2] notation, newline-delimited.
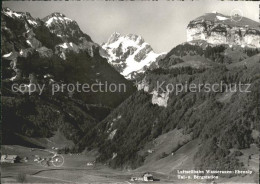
[87, 162, 94, 166]
[143, 173, 154, 181]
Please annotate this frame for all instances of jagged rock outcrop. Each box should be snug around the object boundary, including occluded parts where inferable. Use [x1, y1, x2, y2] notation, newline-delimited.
[151, 90, 169, 107]
[137, 79, 149, 92]
[137, 77, 169, 107]
[187, 12, 260, 48]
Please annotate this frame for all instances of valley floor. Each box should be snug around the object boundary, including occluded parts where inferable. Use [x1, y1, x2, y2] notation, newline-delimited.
[1, 144, 259, 184]
[1, 145, 171, 183]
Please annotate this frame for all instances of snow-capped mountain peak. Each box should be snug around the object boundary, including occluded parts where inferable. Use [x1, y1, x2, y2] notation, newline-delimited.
[42, 12, 93, 45]
[104, 33, 145, 50]
[102, 33, 165, 79]
[44, 12, 73, 27]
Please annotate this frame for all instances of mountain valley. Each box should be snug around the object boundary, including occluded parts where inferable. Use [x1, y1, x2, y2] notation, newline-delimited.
[1, 8, 260, 183]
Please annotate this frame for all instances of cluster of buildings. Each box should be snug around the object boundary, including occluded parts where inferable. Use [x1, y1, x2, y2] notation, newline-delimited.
[130, 172, 154, 182]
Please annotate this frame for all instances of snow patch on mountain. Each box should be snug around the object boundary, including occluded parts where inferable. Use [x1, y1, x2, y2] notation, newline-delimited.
[55, 41, 98, 59]
[2, 8, 39, 27]
[102, 32, 164, 79]
[42, 12, 90, 44]
[42, 11, 97, 58]
[2, 52, 12, 58]
[45, 16, 72, 27]
[3, 8, 22, 18]
[28, 20, 37, 26]
[26, 40, 33, 47]
[108, 129, 117, 140]
[59, 42, 77, 50]
[59, 43, 69, 49]
[216, 15, 229, 21]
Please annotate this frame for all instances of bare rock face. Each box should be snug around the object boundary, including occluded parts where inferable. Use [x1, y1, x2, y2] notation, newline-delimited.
[137, 77, 169, 107]
[42, 12, 92, 43]
[187, 13, 260, 48]
[19, 48, 35, 57]
[151, 90, 169, 107]
[27, 37, 42, 49]
[37, 47, 53, 58]
[137, 80, 149, 92]
[107, 32, 121, 44]
[43, 12, 99, 59]
[1, 8, 41, 54]
[134, 44, 153, 62]
[10, 58, 22, 81]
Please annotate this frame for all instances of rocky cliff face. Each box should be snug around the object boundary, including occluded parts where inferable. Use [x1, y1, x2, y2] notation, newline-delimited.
[2, 8, 44, 53]
[42, 12, 99, 59]
[42, 12, 92, 43]
[137, 77, 169, 107]
[1, 7, 136, 149]
[151, 90, 169, 107]
[187, 13, 260, 48]
[102, 32, 165, 80]
[1, 7, 99, 79]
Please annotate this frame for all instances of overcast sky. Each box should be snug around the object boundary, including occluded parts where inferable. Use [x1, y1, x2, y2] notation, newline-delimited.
[3, 1, 259, 53]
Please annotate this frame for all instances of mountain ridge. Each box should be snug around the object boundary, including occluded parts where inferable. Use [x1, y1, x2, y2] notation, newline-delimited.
[187, 12, 260, 48]
[1, 7, 135, 150]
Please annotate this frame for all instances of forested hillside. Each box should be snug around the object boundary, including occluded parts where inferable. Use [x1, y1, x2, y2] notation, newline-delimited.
[81, 43, 260, 172]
